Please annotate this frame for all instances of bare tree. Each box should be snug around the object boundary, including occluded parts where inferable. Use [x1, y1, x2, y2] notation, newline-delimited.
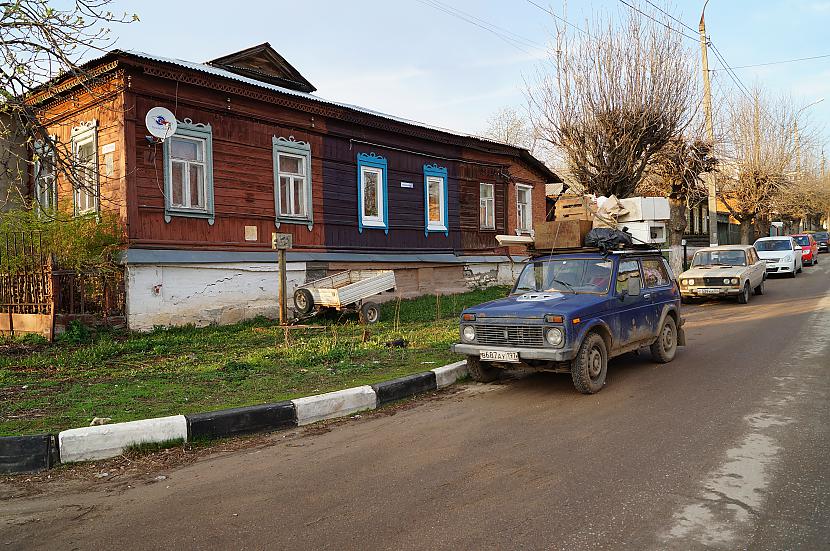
[529, 3, 697, 198]
[641, 133, 716, 245]
[0, 0, 136, 212]
[717, 87, 797, 244]
[484, 106, 534, 149]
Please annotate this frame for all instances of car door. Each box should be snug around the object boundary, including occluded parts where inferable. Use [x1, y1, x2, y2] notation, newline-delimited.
[610, 259, 655, 348]
[748, 247, 763, 286]
[640, 257, 675, 325]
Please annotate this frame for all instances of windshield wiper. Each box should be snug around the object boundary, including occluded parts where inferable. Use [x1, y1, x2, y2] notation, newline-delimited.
[549, 278, 576, 293]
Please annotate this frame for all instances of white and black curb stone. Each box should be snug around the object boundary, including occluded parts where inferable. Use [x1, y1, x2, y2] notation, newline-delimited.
[5, 360, 470, 472]
[292, 385, 377, 426]
[58, 415, 188, 463]
[432, 360, 469, 388]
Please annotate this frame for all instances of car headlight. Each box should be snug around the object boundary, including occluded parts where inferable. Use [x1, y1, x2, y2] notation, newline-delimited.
[462, 325, 476, 342]
[723, 278, 731, 285]
[731, 278, 739, 285]
[687, 278, 695, 286]
[546, 327, 564, 347]
[784, 254, 792, 262]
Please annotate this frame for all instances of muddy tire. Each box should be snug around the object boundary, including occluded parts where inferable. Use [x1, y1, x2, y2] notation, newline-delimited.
[467, 356, 499, 383]
[737, 282, 751, 304]
[294, 288, 314, 315]
[650, 316, 678, 363]
[359, 301, 380, 325]
[571, 332, 607, 394]
[754, 278, 765, 295]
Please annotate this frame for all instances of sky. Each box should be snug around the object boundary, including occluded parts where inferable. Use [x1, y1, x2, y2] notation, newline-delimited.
[102, 0, 830, 148]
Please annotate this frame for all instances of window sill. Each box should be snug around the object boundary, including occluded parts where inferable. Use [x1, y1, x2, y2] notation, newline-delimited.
[165, 209, 215, 225]
[276, 216, 313, 231]
[362, 220, 387, 228]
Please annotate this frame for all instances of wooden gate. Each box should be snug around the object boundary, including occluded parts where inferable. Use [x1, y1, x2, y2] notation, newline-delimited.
[0, 232, 55, 340]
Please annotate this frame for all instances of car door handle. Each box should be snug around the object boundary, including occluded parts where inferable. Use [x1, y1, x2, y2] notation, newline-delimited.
[643, 293, 652, 299]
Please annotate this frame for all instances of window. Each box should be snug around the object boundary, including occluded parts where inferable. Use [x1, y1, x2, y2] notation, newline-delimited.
[273, 136, 313, 229]
[71, 121, 98, 216]
[356, 152, 388, 233]
[641, 258, 671, 288]
[692, 207, 700, 234]
[615, 260, 642, 295]
[163, 119, 214, 224]
[516, 184, 532, 232]
[34, 141, 57, 215]
[480, 183, 495, 230]
[423, 164, 448, 236]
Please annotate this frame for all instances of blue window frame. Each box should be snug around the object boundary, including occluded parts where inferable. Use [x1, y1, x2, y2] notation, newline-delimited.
[357, 152, 388, 234]
[273, 136, 313, 230]
[163, 119, 215, 225]
[423, 164, 449, 236]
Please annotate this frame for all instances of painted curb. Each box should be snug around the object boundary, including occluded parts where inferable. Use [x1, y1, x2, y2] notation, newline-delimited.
[186, 401, 297, 440]
[292, 386, 377, 426]
[58, 415, 188, 463]
[0, 434, 60, 474]
[432, 360, 468, 388]
[372, 371, 437, 406]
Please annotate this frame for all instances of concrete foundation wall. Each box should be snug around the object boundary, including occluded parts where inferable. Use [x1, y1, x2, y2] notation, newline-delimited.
[125, 262, 306, 331]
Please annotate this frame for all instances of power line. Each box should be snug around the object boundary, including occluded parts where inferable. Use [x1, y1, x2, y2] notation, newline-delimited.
[616, 0, 700, 42]
[644, 0, 698, 35]
[426, 0, 542, 49]
[412, 0, 539, 55]
[524, 0, 590, 36]
[713, 52, 830, 71]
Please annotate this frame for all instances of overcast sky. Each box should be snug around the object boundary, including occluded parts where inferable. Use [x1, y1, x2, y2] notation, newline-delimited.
[104, 0, 830, 148]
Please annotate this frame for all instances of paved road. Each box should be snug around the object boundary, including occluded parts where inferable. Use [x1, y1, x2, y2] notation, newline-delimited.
[3, 261, 829, 550]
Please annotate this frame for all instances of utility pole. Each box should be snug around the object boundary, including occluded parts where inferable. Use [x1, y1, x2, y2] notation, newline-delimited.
[699, 1, 718, 247]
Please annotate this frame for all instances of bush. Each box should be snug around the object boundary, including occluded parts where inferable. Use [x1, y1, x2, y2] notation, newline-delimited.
[58, 320, 92, 345]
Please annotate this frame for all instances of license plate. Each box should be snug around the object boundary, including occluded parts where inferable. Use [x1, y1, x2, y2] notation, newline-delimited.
[480, 350, 519, 362]
[698, 288, 721, 295]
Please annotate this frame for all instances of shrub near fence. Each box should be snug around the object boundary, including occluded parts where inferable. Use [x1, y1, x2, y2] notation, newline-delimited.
[0, 230, 125, 339]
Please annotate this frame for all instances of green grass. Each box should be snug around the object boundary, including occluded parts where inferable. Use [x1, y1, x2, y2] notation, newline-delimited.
[0, 286, 507, 436]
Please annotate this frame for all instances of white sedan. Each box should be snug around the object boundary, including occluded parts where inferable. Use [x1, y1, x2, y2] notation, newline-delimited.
[754, 236, 802, 278]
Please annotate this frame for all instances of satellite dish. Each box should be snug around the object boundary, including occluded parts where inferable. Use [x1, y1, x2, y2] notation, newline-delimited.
[145, 107, 177, 140]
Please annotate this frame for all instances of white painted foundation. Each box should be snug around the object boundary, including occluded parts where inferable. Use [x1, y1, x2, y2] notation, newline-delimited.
[125, 262, 306, 331]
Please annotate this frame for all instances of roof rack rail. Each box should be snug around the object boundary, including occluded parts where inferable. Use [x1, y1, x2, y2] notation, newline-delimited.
[528, 245, 663, 258]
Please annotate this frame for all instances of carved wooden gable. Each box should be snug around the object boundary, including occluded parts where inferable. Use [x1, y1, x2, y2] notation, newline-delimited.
[207, 43, 316, 93]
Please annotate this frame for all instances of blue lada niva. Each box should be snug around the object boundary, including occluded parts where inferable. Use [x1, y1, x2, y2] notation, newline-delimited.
[451, 249, 685, 394]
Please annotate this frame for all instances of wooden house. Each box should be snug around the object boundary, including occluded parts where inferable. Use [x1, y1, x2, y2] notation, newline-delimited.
[29, 44, 559, 329]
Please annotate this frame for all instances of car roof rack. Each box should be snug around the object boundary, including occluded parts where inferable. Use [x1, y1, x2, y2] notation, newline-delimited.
[528, 245, 664, 259]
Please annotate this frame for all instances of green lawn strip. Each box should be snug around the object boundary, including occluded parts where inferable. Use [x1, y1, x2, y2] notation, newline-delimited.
[0, 286, 506, 436]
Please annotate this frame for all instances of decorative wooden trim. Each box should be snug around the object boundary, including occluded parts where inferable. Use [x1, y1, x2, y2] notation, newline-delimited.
[356, 153, 388, 235]
[423, 164, 449, 237]
[272, 135, 313, 231]
[162, 120, 215, 225]
[70, 120, 99, 217]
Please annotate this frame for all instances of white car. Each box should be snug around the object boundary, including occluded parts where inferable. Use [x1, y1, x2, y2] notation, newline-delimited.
[754, 236, 802, 278]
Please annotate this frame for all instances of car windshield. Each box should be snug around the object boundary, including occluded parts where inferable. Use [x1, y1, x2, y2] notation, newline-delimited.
[794, 235, 810, 246]
[755, 240, 791, 252]
[513, 258, 613, 294]
[815, 232, 829, 240]
[692, 250, 747, 267]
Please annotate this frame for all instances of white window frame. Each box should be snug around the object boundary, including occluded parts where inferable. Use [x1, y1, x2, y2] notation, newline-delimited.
[34, 140, 57, 215]
[516, 183, 533, 233]
[426, 175, 446, 232]
[71, 121, 98, 216]
[168, 135, 208, 212]
[360, 165, 385, 228]
[163, 119, 215, 225]
[480, 182, 495, 230]
[273, 135, 313, 230]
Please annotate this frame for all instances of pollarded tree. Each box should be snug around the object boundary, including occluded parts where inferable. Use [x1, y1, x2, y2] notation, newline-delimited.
[529, 4, 697, 198]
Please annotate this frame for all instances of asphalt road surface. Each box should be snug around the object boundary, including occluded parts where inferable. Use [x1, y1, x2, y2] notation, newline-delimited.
[3, 260, 829, 550]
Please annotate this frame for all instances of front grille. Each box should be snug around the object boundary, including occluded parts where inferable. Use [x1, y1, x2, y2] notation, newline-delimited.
[702, 277, 732, 285]
[475, 325, 546, 347]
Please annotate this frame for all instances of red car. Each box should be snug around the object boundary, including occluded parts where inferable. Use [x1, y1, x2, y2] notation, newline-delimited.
[791, 234, 819, 266]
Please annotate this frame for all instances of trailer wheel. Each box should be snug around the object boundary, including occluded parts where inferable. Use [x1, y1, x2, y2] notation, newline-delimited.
[359, 301, 380, 324]
[294, 288, 315, 315]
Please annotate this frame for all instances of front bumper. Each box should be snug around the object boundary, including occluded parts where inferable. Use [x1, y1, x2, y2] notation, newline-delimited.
[681, 286, 742, 298]
[451, 343, 575, 362]
[765, 261, 794, 273]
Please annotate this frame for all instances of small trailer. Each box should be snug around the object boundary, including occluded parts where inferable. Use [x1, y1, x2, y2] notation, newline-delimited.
[293, 270, 396, 324]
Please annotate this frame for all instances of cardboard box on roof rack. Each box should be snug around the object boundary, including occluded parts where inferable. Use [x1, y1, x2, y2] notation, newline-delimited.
[554, 194, 595, 221]
[535, 219, 594, 249]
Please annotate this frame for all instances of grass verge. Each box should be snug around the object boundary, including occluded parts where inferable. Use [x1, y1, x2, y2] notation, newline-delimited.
[0, 286, 507, 436]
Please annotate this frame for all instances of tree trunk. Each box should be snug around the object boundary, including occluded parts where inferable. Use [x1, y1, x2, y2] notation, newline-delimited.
[668, 198, 687, 246]
[739, 221, 752, 244]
